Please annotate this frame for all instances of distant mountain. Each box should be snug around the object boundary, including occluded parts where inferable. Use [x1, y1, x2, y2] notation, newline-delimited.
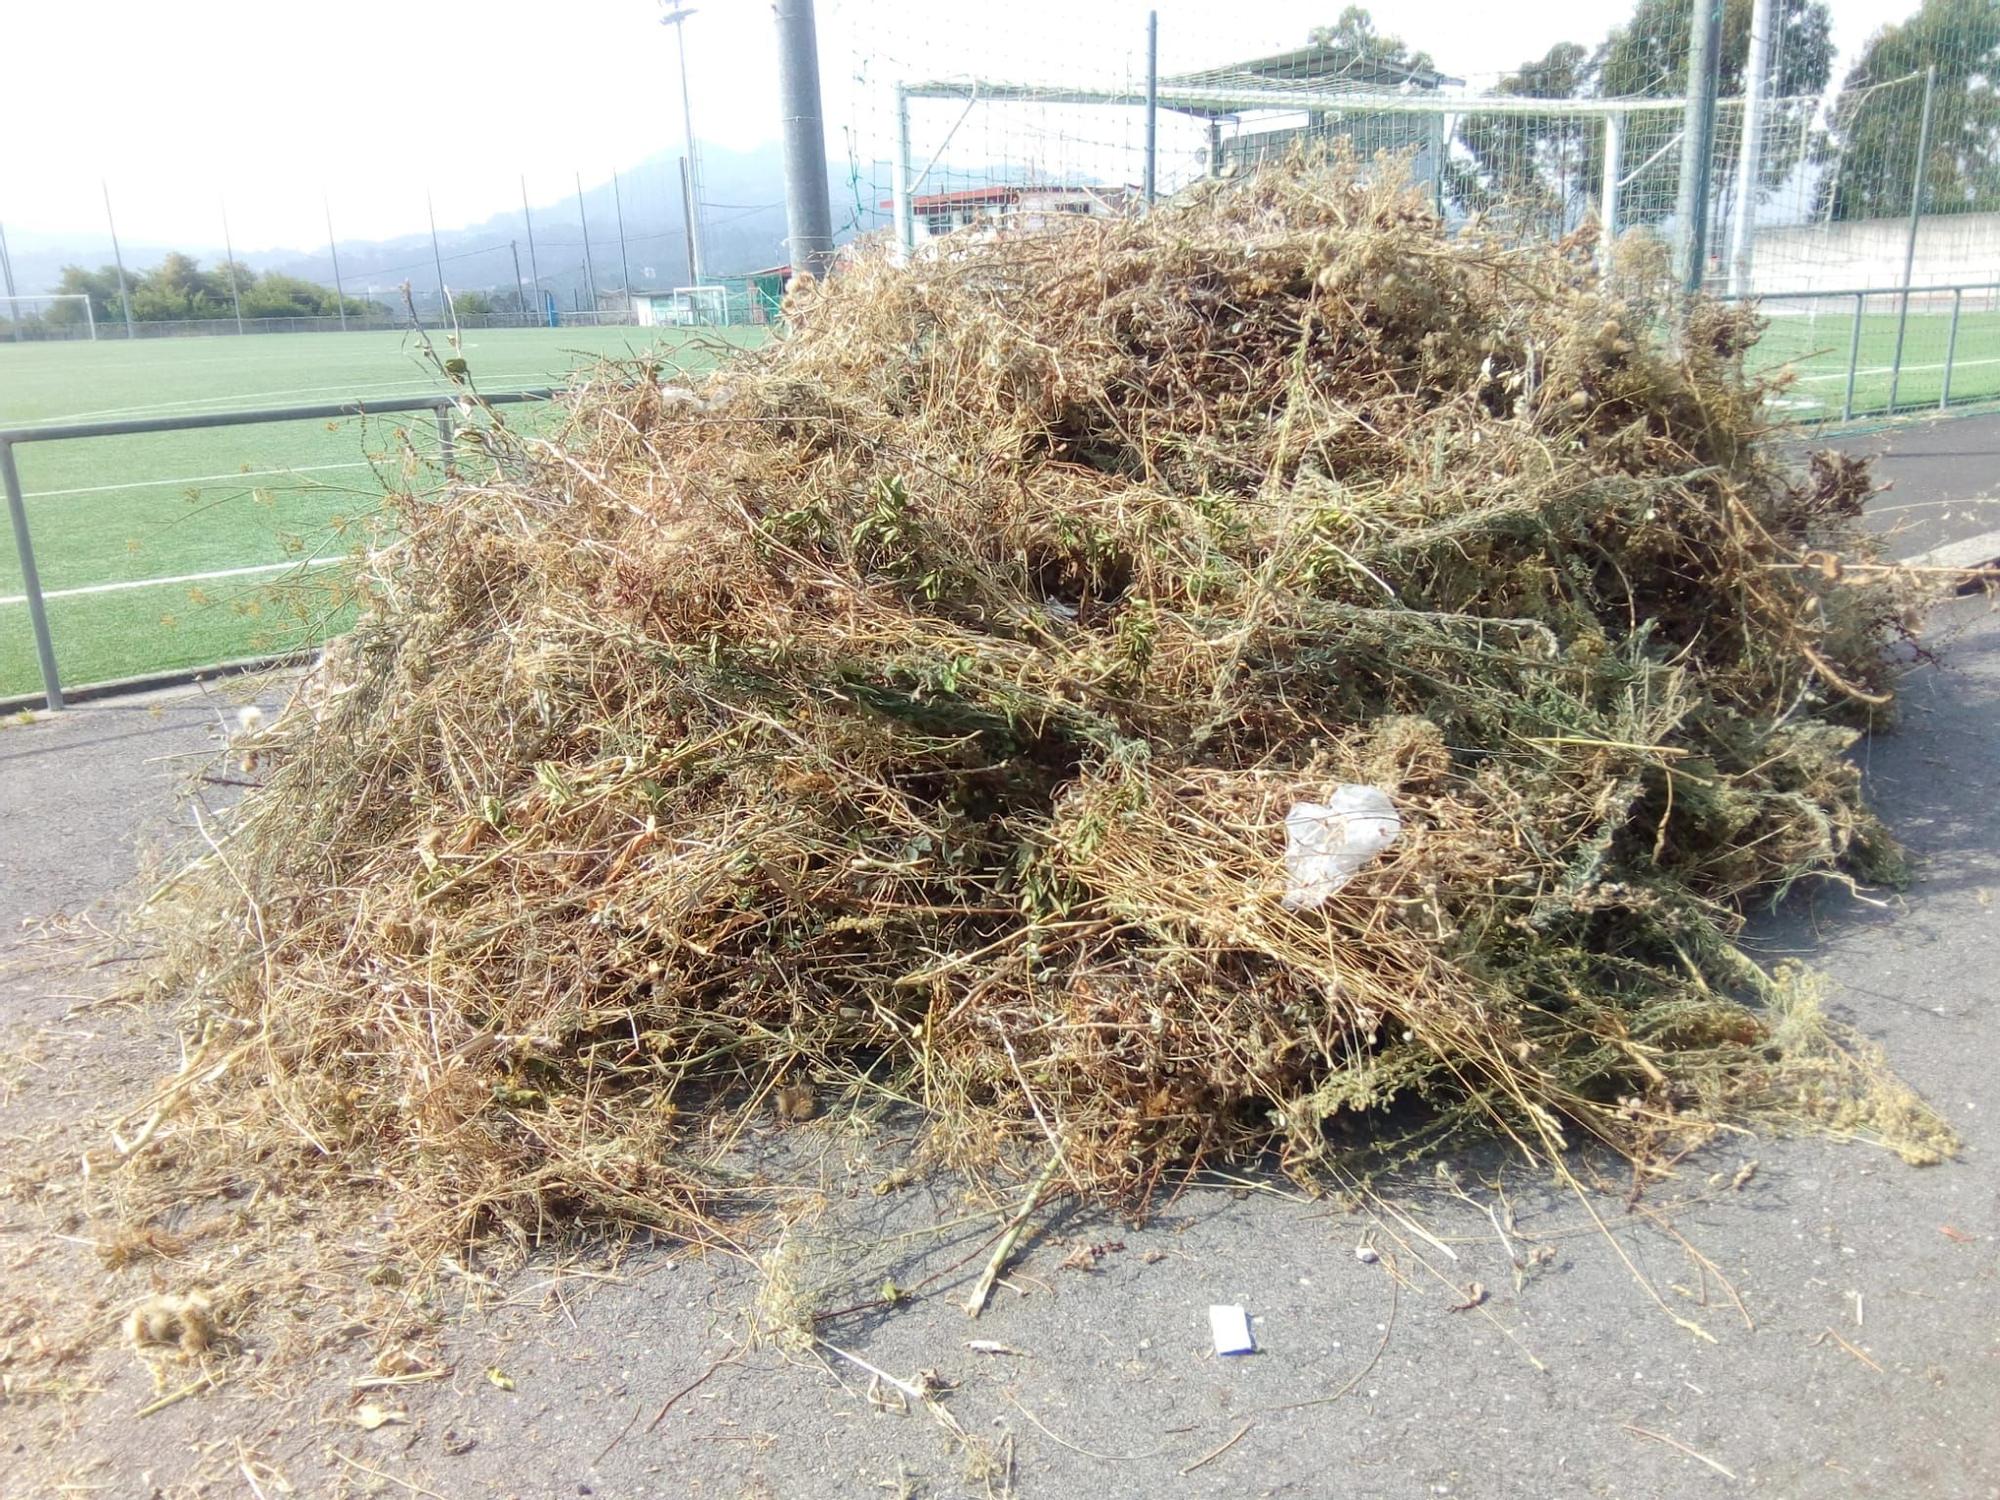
[6, 144, 886, 312]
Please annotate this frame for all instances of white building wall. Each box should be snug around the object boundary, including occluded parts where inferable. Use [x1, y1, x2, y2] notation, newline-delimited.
[1749, 211, 2000, 295]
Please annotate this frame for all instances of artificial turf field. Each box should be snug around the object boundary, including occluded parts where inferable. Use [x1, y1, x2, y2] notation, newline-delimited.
[3, 307, 1997, 700]
[1745, 299, 2000, 419]
[0, 327, 760, 699]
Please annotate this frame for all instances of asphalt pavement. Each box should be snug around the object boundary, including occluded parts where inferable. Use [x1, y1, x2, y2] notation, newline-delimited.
[1, 413, 1997, 1499]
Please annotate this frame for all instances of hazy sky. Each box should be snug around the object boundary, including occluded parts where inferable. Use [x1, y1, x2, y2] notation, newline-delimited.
[0, 0, 1921, 256]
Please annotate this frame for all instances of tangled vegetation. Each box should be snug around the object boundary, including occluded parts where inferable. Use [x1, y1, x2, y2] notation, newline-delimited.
[138, 161, 1949, 1260]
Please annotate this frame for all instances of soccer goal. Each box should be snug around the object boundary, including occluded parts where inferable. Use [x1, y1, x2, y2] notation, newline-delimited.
[668, 285, 730, 326]
[0, 294, 97, 340]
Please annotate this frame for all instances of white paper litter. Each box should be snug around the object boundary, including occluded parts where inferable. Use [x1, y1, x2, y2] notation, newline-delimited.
[1282, 786, 1401, 909]
[1208, 1304, 1255, 1356]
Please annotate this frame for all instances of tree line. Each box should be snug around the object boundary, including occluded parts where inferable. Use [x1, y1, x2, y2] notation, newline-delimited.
[47, 252, 373, 325]
[1315, 0, 1999, 233]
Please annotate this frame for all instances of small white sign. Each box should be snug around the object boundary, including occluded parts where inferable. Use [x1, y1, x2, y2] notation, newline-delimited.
[1208, 1304, 1255, 1356]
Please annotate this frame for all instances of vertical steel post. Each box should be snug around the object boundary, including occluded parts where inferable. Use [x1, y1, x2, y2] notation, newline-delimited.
[0, 221, 15, 341]
[1433, 113, 1453, 217]
[220, 202, 245, 335]
[575, 172, 599, 314]
[1143, 11, 1159, 207]
[427, 192, 449, 324]
[325, 198, 348, 332]
[1599, 112, 1625, 273]
[1726, 0, 1776, 296]
[1, 439, 63, 710]
[511, 241, 527, 325]
[1675, 0, 1723, 294]
[612, 169, 634, 316]
[774, 0, 836, 278]
[102, 181, 136, 338]
[435, 406, 455, 475]
[520, 177, 543, 308]
[1842, 291, 1863, 422]
[1887, 65, 1937, 415]
[892, 84, 915, 257]
[1940, 286, 1962, 409]
[1207, 117, 1223, 178]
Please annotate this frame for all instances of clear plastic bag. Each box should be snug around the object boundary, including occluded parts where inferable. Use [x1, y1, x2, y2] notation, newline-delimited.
[1282, 786, 1401, 909]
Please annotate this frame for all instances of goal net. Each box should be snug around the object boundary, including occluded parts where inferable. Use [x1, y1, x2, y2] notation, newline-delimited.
[667, 285, 730, 326]
[0, 294, 97, 340]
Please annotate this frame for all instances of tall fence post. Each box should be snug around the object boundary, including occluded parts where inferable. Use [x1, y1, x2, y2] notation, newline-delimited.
[1143, 11, 1159, 207]
[1725, 0, 1776, 296]
[1675, 0, 1723, 294]
[428, 192, 449, 325]
[1940, 287, 1962, 410]
[221, 202, 245, 335]
[1887, 64, 1937, 416]
[435, 406, 455, 475]
[575, 171, 599, 313]
[1, 439, 64, 710]
[102, 182, 136, 340]
[520, 177, 543, 308]
[774, 0, 837, 278]
[325, 198, 348, 333]
[892, 83, 915, 258]
[1599, 111, 1624, 273]
[1842, 291, 1863, 422]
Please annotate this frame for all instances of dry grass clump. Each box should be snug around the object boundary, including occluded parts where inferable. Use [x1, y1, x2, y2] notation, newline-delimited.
[140, 160, 1945, 1258]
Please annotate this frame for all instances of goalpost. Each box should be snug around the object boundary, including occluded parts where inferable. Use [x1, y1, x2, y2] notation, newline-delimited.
[0, 294, 97, 341]
[668, 285, 730, 326]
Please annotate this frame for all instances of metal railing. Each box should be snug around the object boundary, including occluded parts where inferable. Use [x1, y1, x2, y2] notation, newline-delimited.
[6, 310, 646, 341]
[2, 388, 555, 712]
[1719, 277, 2000, 424]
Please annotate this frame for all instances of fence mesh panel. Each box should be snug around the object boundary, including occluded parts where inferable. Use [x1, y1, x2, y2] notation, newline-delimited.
[829, 0, 2000, 424]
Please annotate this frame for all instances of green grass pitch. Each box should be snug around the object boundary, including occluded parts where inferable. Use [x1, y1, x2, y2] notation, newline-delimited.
[1743, 301, 2000, 421]
[0, 326, 761, 699]
[4, 305, 1996, 701]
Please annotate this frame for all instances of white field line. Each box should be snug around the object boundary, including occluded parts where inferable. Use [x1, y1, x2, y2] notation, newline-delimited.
[0, 556, 348, 608]
[33, 375, 463, 425]
[25, 461, 373, 500]
[1782, 353, 2000, 384]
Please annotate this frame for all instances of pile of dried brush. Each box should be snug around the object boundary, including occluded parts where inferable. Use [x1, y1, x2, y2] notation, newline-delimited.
[142, 162, 1948, 1257]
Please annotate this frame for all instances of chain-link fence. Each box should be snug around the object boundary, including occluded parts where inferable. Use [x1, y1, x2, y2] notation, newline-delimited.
[832, 0, 2000, 425]
[4, 2, 1995, 422]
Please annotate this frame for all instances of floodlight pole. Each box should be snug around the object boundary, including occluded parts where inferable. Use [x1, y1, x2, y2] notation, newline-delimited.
[1674, 0, 1723, 293]
[511, 241, 528, 323]
[220, 201, 245, 334]
[427, 192, 449, 323]
[324, 197, 348, 331]
[102, 181, 135, 338]
[575, 171, 599, 313]
[774, 0, 835, 277]
[662, 3, 707, 284]
[1725, 0, 1776, 296]
[1887, 64, 1938, 414]
[1143, 10, 1159, 207]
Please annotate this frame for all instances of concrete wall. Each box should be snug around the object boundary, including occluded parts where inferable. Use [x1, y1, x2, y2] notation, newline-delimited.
[1750, 210, 2000, 295]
